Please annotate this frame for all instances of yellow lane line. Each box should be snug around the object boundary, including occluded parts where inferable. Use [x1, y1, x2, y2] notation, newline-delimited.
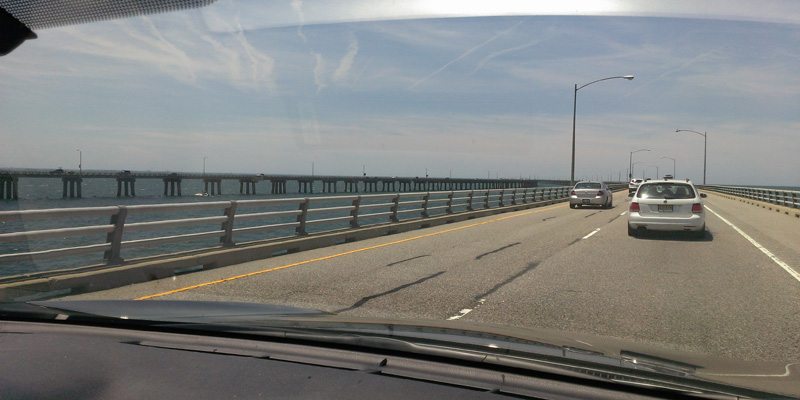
[135, 203, 567, 300]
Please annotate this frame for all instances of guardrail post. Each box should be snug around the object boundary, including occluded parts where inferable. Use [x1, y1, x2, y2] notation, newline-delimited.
[498, 189, 505, 207]
[390, 194, 400, 222]
[792, 192, 798, 209]
[104, 206, 127, 264]
[511, 189, 518, 205]
[521, 188, 528, 204]
[467, 190, 474, 211]
[296, 198, 310, 236]
[220, 200, 238, 247]
[421, 193, 430, 218]
[446, 191, 454, 214]
[350, 196, 362, 228]
[484, 190, 490, 208]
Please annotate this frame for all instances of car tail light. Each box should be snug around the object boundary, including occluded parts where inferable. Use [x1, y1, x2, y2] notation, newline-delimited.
[692, 203, 703, 213]
[570, 190, 575, 195]
[630, 202, 640, 212]
[597, 190, 604, 196]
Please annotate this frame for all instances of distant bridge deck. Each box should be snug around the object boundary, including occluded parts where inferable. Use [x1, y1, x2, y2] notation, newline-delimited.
[0, 169, 575, 199]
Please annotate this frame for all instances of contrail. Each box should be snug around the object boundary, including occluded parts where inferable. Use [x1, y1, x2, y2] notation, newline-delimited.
[624, 45, 726, 97]
[408, 18, 527, 90]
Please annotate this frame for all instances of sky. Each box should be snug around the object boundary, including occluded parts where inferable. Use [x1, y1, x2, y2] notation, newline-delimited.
[1, 2, 798, 186]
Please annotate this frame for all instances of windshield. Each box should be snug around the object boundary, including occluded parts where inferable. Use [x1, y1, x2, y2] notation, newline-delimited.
[637, 183, 695, 199]
[1, 1, 800, 396]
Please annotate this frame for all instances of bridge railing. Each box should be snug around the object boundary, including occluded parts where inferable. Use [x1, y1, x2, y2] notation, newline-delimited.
[701, 185, 799, 209]
[0, 186, 581, 273]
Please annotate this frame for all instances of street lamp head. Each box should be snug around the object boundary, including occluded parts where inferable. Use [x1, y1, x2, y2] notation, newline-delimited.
[623, 75, 634, 80]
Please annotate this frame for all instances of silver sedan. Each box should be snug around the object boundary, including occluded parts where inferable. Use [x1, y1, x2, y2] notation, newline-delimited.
[569, 181, 613, 209]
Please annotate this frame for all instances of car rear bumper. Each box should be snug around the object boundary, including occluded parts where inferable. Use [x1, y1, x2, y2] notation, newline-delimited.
[628, 213, 705, 231]
[569, 196, 607, 206]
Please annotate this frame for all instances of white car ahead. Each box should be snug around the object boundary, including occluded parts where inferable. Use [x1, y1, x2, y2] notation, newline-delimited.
[627, 179, 706, 238]
[569, 181, 613, 209]
[628, 178, 644, 193]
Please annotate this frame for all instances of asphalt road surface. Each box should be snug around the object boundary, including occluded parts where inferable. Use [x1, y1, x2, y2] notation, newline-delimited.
[64, 191, 800, 364]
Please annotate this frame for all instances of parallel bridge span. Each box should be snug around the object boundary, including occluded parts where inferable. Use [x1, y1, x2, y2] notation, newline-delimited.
[0, 170, 574, 199]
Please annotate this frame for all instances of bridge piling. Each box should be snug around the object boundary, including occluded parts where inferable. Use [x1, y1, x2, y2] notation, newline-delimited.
[238, 179, 256, 195]
[203, 178, 222, 195]
[116, 177, 135, 197]
[270, 179, 286, 194]
[163, 177, 182, 196]
[0, 175, 18, 200]
[63, 176, 83, 198]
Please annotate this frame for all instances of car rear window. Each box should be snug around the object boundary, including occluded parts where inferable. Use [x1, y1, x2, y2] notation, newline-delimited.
[575, 183, 601, 189]
[637, 183, 695, 199]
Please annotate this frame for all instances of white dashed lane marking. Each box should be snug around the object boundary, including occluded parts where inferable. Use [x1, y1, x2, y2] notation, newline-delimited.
[582, 228, 601, 240]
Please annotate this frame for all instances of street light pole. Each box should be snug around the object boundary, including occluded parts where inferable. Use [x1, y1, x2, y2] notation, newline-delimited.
[649, 165, 658, 179]
[629, 148, 649, 180]
[76, 149, 82, 176]
[631, 162, 643, 180]
[203, 156, 207, 176]
[675, 129, 707, 185]
[660, 156, 676, 178]
[571, 75, 634, 187]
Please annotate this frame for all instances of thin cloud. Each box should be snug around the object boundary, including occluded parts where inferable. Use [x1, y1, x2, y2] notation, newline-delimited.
[313, 53, 327, 93]
[291, 0, 307, 43]
[470, 39, 544, 75]
[408, 19, 527, 90]
[352, 56, 373, 85]
[333, 38, 359, 84]
[624, 45, 726, 98]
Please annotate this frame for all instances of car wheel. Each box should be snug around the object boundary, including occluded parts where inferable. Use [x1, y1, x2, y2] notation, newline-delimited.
[570, 203, 576, 209]
[627, 224, 636, 237]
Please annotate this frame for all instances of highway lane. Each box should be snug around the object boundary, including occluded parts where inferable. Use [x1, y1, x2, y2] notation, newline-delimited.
[62, 190, 800, 363]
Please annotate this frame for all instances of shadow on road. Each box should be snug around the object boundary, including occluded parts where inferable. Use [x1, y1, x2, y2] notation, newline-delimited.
[631, 229, 714, 242]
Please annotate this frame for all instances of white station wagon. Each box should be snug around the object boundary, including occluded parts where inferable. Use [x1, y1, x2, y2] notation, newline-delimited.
[627, 179, 706, 238]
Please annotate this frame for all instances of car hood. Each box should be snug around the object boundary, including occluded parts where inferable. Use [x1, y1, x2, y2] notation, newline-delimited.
[11, 300, 800, 397]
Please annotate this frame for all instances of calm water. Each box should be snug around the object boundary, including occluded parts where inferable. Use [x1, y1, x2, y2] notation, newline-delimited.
[1, 177, 545, 278]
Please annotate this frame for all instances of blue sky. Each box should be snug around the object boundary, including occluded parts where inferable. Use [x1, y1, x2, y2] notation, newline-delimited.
[1, 3, 798, 186]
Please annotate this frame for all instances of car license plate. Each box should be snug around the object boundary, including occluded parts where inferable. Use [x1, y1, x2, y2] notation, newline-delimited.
[658, 205, 673, 212]
[582, 199, 590, 203]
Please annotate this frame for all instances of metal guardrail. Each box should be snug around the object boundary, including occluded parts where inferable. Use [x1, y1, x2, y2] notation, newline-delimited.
[1, 186, 601, 270]
[702, 185, 799, 210]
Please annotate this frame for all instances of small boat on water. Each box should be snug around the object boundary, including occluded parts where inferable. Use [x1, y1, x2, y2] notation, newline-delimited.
[194, 192, 209, 197]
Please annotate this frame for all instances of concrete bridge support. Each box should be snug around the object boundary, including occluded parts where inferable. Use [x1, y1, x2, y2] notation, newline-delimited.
[116, 177, 135, 197]
[62, 176, 83, 198]
[203, 178, 222, 195]
[298, 179, 314, 193]
[322, 179, 337, 193]
[163, 178, 182, 196]
[270, 179, 287, 194]
[239, 179, 257, 195]
[398, 179, 412, 192]
[0, 175, 19, 200]
[343, 179, 358, 193]
[363, 178, 378, 192]
[381, 180, 396, 192]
